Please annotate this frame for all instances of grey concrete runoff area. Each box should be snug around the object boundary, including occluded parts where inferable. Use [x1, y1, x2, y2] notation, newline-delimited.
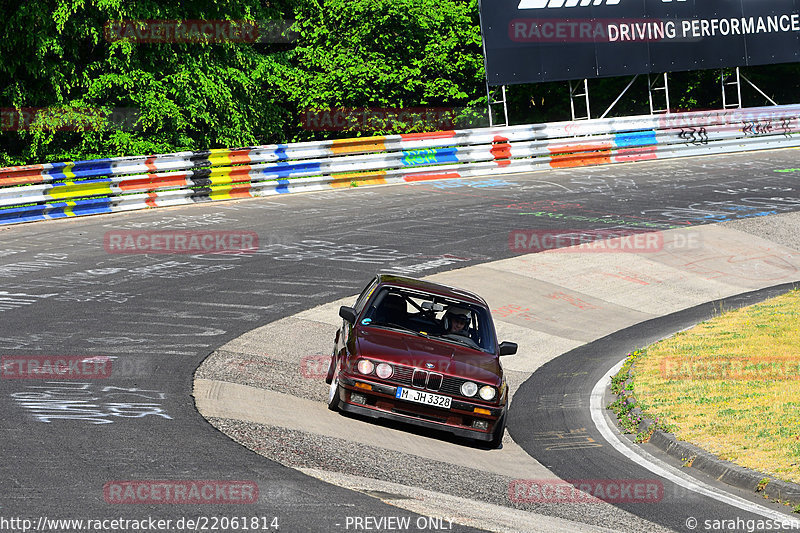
[195, 211, 800, 533]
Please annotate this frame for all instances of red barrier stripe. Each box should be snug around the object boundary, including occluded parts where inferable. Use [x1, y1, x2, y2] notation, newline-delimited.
[400, 131, 457, 141]
[227, 149, 252, 165]
[403, 171, 461, 182]
[118, 173, 190, 191]
[491, 136, 512, 167]
[549, 143, 612, 168]
[227, 185, 254, 198]
[227, 166, 254, 182]
[0, 165, 47, 187]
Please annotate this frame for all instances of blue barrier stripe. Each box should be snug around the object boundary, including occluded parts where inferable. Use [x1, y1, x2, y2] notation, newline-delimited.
[275, 180, 291, 194]
[43, 198, 114, 219]
[0, 204, 49, 224]
[72, 203, 114, 215]
[70, 159, 115, 179]
[274, 145, 289, 162]
[401, 148, 459, 166]
[0, 213, 47, 224]
[45, 197, 114, 209]
[614, 131, 657, 148]
[47, 162, 74, 181]
[256, 161, 323, 179]
[0, 201, 113, 223]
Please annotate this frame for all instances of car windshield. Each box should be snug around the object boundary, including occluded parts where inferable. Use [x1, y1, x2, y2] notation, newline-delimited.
[362, 287, 496, 353]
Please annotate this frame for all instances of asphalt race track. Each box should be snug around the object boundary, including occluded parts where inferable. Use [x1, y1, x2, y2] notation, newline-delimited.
[1, 148, 800, 532]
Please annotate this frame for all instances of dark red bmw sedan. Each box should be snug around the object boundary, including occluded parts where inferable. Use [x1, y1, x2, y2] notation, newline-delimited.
[326, 274, 517, 447]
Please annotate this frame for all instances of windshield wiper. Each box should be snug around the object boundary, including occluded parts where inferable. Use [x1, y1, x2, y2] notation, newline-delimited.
[431, 333, 481, 350]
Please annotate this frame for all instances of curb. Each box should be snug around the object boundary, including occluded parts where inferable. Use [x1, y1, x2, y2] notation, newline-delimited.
[613, 358, 800, 508]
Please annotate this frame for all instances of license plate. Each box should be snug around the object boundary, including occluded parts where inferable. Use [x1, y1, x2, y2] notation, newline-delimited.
[395, 387, 452, 409]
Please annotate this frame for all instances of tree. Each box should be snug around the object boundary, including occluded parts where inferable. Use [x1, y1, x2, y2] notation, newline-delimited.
[282, 0, 486, 139]
[1, 0, 295, 166]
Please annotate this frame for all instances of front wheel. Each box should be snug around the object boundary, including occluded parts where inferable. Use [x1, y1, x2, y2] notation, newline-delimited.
[327, 358, 341, 411]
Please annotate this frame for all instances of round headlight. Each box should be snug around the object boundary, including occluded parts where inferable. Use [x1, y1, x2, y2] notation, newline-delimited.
[479, 385, 496, 401]
[375, 363, 393, 379]
[461, 381, 478, 397]
[357, 359, 374, 375]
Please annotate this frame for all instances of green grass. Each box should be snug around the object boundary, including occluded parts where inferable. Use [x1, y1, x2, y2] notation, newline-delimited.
[625, 289, 800, 483]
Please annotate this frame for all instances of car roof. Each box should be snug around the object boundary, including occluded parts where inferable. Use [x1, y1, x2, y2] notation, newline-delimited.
[375, 274, 488, 307]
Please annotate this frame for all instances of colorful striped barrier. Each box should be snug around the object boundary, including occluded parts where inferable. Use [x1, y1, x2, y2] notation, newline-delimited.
[2, 104, 800, 225]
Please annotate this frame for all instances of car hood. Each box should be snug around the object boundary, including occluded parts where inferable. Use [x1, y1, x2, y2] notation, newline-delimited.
[356, 327, 502, 385]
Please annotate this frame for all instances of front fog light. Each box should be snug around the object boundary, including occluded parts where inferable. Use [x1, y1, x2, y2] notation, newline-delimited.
[479, 385, 496, 401]
[376, 363, 393, 379]
[350, 392, 366, 404]
[461, 381, 478, 397]
[472, 419, 489, 430]
[357, 359, 374, 375]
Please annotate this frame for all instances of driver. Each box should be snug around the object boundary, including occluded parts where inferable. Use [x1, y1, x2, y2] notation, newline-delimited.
[443, 306, 471, 336]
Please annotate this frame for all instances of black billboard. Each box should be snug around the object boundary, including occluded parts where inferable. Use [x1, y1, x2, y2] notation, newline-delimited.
[479, 0, 800, 85]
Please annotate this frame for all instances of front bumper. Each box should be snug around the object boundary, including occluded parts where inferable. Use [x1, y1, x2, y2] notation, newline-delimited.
[335, 374, 504, 442]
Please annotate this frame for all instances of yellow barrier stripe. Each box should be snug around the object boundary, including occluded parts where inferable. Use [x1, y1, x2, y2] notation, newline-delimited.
[48, 181, 114, 200]
[208, 185, 253, 200]
[331, 137, 386, 156]
[208, 149, 233, 168]
[208, 167, 235, 184]
[62, 163, 76, 179]
[62, 200, 77, 217]
[330, 171, 387, 188]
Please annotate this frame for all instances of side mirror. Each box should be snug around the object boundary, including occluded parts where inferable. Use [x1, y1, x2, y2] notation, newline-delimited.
[339, 306, 357, 324]
[499, 341, 517, 356]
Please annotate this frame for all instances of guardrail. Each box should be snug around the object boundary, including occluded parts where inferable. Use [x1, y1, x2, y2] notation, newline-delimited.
[2, 104, 799, 225]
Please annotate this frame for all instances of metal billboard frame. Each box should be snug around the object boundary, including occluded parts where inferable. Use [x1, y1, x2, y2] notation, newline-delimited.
[487, 68, 781, 125]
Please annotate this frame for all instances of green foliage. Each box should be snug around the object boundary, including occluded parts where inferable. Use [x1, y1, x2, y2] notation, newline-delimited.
[0, 0, 485, 165]
[284, 0, 485, 139]
[1, 0, 294, 165]
[611, 350, 640, 395]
